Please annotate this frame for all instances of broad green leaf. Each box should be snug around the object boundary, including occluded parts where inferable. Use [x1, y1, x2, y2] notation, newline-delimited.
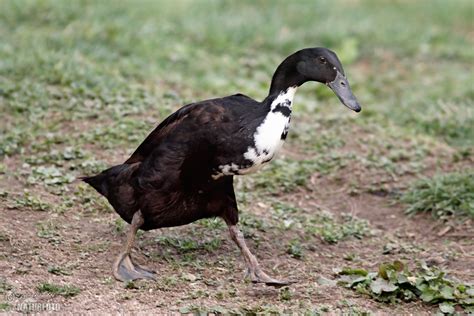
[439, 302, 455, 314]
[420, 288, 437, 302]
[316, 276, 337, 287]
[337, 275, 368, 288]
[397, 274, 409, 284]
[466, 287, 474, 296]
[370, 278, 398, 295]
[465, 305, 474, 314]
[440, 286, 455, 300]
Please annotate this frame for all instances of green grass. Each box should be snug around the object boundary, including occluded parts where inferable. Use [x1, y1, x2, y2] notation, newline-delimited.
[262, 201, 371, 245]
[0, 303, 10, 312]
[36, 220, 62, 244]
[36, 282, 80, 298]
[0, 1, 471, 198]
[401, 172, 474, 219]
[0, 1, 473, 312]
[8, 191, 54, 212]
[250, 154, 350, 194]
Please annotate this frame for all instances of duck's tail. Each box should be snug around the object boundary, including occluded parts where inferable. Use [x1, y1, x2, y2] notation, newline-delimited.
[80, 163, 140, 223]
[81, 164, 138, 196]
[80, 173, 109, 196]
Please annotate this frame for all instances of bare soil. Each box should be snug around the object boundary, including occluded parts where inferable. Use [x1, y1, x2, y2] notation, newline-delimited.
[1, 145, 473, 314]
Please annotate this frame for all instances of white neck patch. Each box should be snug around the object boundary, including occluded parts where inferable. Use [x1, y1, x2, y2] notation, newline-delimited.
[241, 86, 298, 173]
[270, 86, 297, 110]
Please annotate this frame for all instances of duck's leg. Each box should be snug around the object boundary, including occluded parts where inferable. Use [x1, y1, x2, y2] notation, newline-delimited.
[226, 223, 291, 287]
[112, 210, 156, 282]
[218, 177, 290, 286]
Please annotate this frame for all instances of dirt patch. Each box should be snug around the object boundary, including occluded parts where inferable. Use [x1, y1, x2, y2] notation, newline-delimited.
[1, 118, 472, 314]
[1, 166, 472, 314]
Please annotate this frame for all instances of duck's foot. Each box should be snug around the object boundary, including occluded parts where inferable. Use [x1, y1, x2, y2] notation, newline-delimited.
[113, 252, 156, 282]
[246, 267, 292, 287]
[225, 222, 293, 287]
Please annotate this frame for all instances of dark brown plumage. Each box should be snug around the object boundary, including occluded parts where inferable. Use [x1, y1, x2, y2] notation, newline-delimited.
[83, 47, 361, 285]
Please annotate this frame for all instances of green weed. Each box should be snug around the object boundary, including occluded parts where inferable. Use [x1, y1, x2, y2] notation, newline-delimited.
[36, 221, 61, 245]
[337, 261, 474, 313]
[286, 239, 304, 259]
[197, 218, 225, 231]
[74, 184, 113, 213]
[36, 282, 80, 298]
[0, 303, 10, 311]
[27, 165, 75, 186]
[394, 99, 474, 148]
[279, 286, 293, 301]
[48, 266, 72, 276]
[25, 147, 85, 166]
[114, 218, 126, 234]
[401, 172, 474, 219]
[315, 213, 371, 244]
[8, 191, 54, 212]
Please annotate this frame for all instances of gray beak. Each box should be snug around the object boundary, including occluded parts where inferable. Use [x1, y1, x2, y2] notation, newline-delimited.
[327, 71, 361, 112]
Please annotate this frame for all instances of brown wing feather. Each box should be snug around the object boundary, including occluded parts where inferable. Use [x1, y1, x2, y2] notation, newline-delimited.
[124, 103, 199, 164]
[125, 93, 256, 165]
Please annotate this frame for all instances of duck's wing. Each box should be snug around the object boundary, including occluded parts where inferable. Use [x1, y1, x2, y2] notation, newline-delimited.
[124, 94, 257, 164]
[125, 103, 198, 164]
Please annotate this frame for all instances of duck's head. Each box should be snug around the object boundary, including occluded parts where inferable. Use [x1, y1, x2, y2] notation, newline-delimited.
[270, 47, 362, 112]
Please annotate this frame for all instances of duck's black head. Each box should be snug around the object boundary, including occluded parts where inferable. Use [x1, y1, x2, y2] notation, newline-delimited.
[270, 47, 361, 112]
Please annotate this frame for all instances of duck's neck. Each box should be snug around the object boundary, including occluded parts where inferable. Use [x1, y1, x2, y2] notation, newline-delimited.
[269, 86, 298, 112]
[268, 54, 307, 96]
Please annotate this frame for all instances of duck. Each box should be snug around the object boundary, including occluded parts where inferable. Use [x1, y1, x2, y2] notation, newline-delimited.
[82, 47, 361, 286]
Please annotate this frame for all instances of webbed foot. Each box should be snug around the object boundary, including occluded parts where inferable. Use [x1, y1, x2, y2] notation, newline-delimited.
[246, 267, 293, 287]
[113, 252, 156, 282]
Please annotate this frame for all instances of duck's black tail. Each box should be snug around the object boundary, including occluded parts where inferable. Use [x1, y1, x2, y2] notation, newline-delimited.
[80, 163, 140, 223]
[80, 164, 138, 197]
[80, 173, 109, 196]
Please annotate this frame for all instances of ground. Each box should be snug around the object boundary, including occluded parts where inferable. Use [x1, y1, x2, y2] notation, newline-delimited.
[0, 0, 473, 314]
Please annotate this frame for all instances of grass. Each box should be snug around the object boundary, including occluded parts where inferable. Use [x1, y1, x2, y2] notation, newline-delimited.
[0, 0, 471, 201]
[8, 191, 54, 212]
[0, 303, 10, 311]
[36, 282, 80, 298]
[226, 200, 373, 258]
[36, 220, 62, 244]
[250, 153, 350, 194]
[155, 235, 222, 254]
[401, 172, 474, 219]
[0, 0, 473, 313]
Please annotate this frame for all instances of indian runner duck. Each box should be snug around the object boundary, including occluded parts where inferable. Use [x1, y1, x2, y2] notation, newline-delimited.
[82, 47, 361, 286]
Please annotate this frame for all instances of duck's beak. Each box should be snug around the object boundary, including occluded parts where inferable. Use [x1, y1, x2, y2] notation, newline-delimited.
[327, 71, 361, 112]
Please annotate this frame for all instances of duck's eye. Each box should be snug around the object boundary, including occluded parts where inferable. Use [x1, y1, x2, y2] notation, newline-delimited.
[318, 57, 327, 64]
